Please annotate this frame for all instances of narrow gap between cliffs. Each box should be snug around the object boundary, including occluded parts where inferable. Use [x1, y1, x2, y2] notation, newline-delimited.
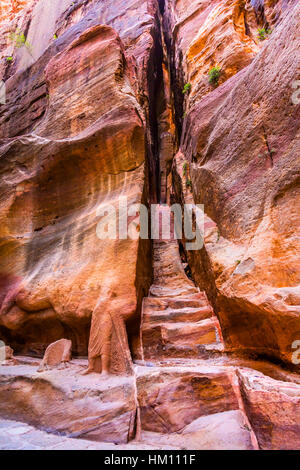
[146, 0, 184, 204]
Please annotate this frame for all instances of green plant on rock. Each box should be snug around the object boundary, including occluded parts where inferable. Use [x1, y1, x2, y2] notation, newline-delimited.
[208, 66, 221, 87]
[183, 161, 188, 176]
[9, 30, 31, 50]
[257, 28, 272, 41]
[8, 30, 33, 59]
[186, 178, 192, 191]
[6, 56, 13, 62]
[182, 82, 191, 94]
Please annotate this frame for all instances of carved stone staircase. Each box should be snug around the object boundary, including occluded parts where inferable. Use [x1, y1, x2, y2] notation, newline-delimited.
[135, 205, 258, 449]
[141, 205, 224, 362]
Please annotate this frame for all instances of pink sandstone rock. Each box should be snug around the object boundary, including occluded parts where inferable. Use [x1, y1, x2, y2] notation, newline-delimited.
[0, 0, 299, 451]
[38, 339, 72, 372]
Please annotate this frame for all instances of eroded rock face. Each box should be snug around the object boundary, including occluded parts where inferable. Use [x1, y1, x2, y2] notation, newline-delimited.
[137, 366, 239, 433]
[0, 1, 34, 25]
[164, 0, 260, 109]
[169, 0, 300, 368]
[0, 362, 137, 443]
[0, 0, 155, 372]
[141, 409, 254, 450]
[238, 368, 300, 450]
[0, 0, 300, 451]
[3, 345, 13, 360]
[38, 338, 72, 372]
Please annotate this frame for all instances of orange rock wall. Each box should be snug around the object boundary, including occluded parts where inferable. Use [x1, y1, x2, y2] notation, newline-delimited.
[0, 1, 158, 367]
[167, 0, 300, 368]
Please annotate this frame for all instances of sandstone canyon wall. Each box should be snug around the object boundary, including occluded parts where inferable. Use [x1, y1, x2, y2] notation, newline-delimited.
[0, 0, 299, 450]
[0, 0, 159, 371]
[165, 0, 300, 368]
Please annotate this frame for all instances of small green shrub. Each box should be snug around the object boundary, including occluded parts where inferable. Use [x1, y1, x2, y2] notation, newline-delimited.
[257, 28, 272, 41]
[9, 30, 31, 50]
[53, 34, 58, 40]
[236, 260, 241, 265]
[8, 30, 34, 59]
[6, 56, 13, 62]
[186, 178, 192, 190]
[183, 161, 188, 176]
[182, 82, 191, 94]
[208, 66, 221, 86]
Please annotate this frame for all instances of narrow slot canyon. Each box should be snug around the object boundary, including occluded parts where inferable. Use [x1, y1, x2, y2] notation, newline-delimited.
[146, 0, 176, 205]
[0, 0, 299, 451]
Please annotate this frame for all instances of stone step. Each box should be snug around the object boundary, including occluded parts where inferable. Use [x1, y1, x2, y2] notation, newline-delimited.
[152, 244, 181, 257]
[149, 285, 199, 298]
[143, 305, 214, 324]
[142, 318, 223, 360]
[143, 295, 210, 311]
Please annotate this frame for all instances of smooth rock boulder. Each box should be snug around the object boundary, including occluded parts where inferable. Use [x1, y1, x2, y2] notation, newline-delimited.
[136, 366, 239, 433]
[38, 339, 72, 372]
[141, 410, 254, 450]
[0, 345, 17, 365]
[0, 361, 137, 444]
[238, 368, 300, 450]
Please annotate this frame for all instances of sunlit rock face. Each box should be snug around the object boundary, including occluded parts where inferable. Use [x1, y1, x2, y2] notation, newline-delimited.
[164, 0, 260, 109]
[0, 0, 300, 451]
[169, 0, 300, 368]
[238, 368, 300, 450]
[0, 0, 33, 23]
[0, 1, 38, 78]
[0, 1, 156, 367]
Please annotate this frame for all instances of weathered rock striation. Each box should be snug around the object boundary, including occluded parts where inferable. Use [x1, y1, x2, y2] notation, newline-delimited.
[166, 0, 300, 369]
[0, 0, 158, 373]
[0, 0, 299, 450]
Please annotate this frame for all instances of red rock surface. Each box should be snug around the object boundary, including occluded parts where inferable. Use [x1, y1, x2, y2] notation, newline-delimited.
[169, 0, 300, 369]
[238, 368, 300, 450]
[0, 361, 137, 444]
[0, 1, 33, 23]
[38, 338, 72, 371]
[0, 0, 299, 450]
[0, 1, 155, 373]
